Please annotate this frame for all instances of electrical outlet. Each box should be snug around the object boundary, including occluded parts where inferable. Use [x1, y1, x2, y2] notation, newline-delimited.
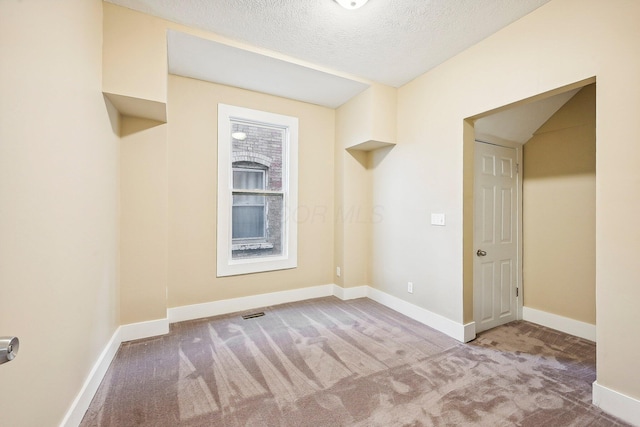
[336, 267, 341, 277]
[408, 282, 413, 294]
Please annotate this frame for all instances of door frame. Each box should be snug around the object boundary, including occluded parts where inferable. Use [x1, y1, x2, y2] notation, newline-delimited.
[473, 134, 524, 328]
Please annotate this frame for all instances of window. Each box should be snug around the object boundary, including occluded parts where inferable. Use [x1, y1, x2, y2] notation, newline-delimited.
[232, 168, 266, 240]
[217, 104, 298, 277]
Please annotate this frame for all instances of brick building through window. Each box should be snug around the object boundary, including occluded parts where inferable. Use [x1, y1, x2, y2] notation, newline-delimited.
[230, 123, 284, 259]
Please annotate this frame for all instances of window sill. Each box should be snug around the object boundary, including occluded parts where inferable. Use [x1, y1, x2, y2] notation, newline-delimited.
[232, 242, 274, 251]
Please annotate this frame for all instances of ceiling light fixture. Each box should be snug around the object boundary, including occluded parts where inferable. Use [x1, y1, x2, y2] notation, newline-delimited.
[335, 0, 369, 10]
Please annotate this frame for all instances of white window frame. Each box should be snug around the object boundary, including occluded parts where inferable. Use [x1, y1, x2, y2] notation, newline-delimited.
[217, 104, 298, 277]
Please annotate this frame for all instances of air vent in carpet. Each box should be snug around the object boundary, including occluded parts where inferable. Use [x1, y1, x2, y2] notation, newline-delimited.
[242, 312, 265, 320]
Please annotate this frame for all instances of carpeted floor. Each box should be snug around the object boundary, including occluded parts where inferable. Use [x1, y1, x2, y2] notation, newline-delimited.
[80, 297, 630, 426]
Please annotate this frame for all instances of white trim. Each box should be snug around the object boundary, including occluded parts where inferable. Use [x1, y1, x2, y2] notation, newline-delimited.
[522, 306, 596, 341]
[59, 327, 123, 427]
[463, 322, 477, 343]
[60, 317, 169, 426]
[367, 287, 473, 342]
[333, 284, 368, 300]
[593, 381, 640, 427]
[119, 318, 169, 343]
[168, 284, 334, 323]
[217, 104, 299, 277]
[516, 144, 523, 321]
[167, 285, 472, 343]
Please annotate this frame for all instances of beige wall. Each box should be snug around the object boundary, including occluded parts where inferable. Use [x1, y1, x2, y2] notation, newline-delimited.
[523, 85, 596, 324]
[102, 2, 167, 103]
[105, 3, 336, 320]
[388, 0, 640, 401]
[335, 89, 373, 288]
[167, 75, 335, 308]
[339, 151, 373, 287]
[0, 1, 120, 425]
[120, 119, 168, 324]
[335, 85, 397, 288]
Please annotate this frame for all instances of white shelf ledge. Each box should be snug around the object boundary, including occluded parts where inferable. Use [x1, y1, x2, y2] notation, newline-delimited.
[103, 92, 167, 123]
[346, 139, 395, 152]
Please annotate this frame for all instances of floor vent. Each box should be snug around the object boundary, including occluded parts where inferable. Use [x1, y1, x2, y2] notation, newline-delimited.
[242, 312, 265, 320]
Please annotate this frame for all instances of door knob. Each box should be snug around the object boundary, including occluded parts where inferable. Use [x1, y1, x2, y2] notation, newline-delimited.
[476, 249, 487, 257]
[0, 337, 19, 365]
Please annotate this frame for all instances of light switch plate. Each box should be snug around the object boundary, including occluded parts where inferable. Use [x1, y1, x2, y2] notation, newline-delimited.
[431, 213, 446, 226]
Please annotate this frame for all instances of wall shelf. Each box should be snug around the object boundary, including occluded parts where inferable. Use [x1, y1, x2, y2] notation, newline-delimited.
[346, 139, 395, 152]
[103, 92, 167, 123]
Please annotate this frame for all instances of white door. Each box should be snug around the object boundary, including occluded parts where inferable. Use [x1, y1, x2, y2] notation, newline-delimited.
[474, 141, 519, 333]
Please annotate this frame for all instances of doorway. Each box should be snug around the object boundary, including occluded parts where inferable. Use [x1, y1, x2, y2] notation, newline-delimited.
[465, 79, 596, 339]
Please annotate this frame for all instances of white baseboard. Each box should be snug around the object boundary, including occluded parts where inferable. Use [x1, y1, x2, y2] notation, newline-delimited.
[119, 318, 169, 342]
[60, 327, 123, 427]
[593, 381, 640, 426]
[60, 317, 169, 426]
[367, 287, 473, 342]
[168, 285, 472, 343]
[167, 284, 335, 323]
[522, 306, 596, 342]
[333, 284, 368, 300]
[463, 322, 476, 342]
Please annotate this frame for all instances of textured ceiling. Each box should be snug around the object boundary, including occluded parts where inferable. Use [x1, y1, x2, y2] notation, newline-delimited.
[105, 0, 552, 88]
